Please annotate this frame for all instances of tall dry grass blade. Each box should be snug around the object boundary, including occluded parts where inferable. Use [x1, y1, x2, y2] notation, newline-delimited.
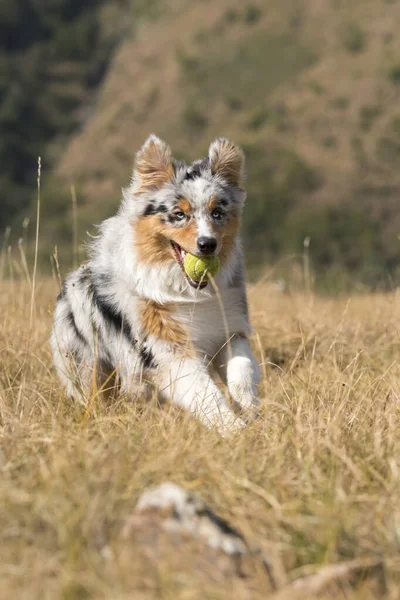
[22, 217, 30, 249]
[18, 238, 32, 288]
[0, 226, 11, 284]
[30, 157, 41, 329]
[209, 275, 232, 362]
[52, 246, 62, 290]
[271, 557, 386, 599]
[303, 236, 312, 298]
[7, 245, 14, 306]
[71, 184, 78, 269]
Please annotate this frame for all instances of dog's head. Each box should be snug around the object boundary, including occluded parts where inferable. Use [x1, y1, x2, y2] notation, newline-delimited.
[129, 135, 246, 290]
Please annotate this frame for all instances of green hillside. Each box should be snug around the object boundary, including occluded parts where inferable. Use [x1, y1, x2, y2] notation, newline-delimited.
[3, 0, 400, 287]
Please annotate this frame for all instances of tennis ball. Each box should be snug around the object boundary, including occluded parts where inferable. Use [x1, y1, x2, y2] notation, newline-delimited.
[184, 253, 220, 282]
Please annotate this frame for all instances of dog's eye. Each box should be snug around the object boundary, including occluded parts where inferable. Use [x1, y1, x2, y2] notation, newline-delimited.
[212, 209, 223, 220]
[173, 211, 186, 221]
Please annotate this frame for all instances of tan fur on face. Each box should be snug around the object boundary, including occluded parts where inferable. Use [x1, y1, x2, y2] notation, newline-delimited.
[134, 216, 173, 264]
[178, 198, 191, 213]
[135, 212, 239, 266]
[135, 138, 175, 191]
[140, 300, 191, 351]
[209, 138, 245, 187]
[134, 217, 199, 264]
[169, 221, 198, 254]
[208, 197, 218, 212]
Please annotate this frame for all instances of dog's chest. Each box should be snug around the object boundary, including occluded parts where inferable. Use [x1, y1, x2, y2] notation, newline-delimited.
[175, 288, 249, 356]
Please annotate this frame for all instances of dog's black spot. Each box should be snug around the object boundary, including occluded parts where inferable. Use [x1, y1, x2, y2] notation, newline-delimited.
[184, 158, 209, 181]
[143, 204, 157, 217]
[168, 213, 187, 225]
[87, 270, 157, 370]
[98, 350, 115, 374]
[93, 272, 113, 287]
[220, 198, 229, 207]
[143, 203, 168, 217]
[104, 273, 115, 286]
[67, 311, 87, 347]
[90, 278, 136, 346]
[196, 505, 245, 540]
[139, 343, 157, 370]
[185, 166, 202, 181]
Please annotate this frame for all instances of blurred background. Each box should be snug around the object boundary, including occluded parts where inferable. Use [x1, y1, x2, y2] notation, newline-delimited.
[1, 0, 400, 290]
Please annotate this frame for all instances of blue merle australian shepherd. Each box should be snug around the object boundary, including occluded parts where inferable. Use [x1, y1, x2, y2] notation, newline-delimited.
[51, 136, 260, 434]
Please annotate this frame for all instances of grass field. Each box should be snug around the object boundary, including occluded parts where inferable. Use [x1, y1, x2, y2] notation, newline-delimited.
[1, 275, 400, 598]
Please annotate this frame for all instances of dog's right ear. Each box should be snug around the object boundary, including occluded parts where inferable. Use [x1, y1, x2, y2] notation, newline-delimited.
[209, 137, 245, 188]
[132, 134, 175, 191]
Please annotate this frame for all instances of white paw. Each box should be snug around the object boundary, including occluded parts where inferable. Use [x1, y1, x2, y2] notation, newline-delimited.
[229, 384, 259, 411]
[227, 356, 260, 415]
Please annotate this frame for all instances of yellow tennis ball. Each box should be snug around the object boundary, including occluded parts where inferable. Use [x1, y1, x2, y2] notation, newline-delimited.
[184, 253, 220, 282]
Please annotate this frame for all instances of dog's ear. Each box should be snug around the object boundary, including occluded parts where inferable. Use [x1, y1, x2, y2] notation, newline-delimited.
[208, 138, 245, 187]
[133, 134, 175, 191]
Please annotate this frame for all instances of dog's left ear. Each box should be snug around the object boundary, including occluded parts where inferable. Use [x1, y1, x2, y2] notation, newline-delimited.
[133, 134, 175, 191]
[209, 138, 245, 187]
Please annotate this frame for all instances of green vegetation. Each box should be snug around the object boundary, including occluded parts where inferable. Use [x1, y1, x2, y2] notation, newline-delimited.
[331, 96, 349, 110]
[376, 116, 400, 163]
[359, 105, 381, 131]
[247, 108, 269, 130]
[244, 5, 262, 25]
[178, 32, 316, 109]
[224, 96, 243, 111]
[182, 103, 208, 133]
[0, 0, 112, 231]
[308, 81, 325, 95]
[342, 23, 366, 53]
[351, 135, 367, 166]
[241, 142, 321, 266]
[388, 63, 400, 84]
[224, 8, 239, 24]
[0, 0, 159, 233]
[376, 136, 400, 163]
[321, 135, 337, 148]
[285, 204, 383, 287]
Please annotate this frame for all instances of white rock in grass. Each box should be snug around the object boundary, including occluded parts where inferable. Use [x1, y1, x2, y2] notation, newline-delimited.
[121, 482, 277, 588]
[134, 482, 247, 556]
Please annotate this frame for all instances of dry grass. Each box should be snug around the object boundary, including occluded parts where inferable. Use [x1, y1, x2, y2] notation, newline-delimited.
[1, 276, 400, 599]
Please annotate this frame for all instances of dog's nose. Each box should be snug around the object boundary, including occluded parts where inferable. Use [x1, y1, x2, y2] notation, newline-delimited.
[197, 237, 217, 255]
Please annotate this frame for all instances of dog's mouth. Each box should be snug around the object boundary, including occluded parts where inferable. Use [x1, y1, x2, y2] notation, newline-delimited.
[171, 242, 208, 289]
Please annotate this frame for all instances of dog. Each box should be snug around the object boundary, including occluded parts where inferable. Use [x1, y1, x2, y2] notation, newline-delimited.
[51, 135, 260, 434]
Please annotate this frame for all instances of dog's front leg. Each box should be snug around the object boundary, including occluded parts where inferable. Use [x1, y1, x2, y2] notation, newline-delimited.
[157, 357, 245, 435]
[214, 335, 260, 417]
